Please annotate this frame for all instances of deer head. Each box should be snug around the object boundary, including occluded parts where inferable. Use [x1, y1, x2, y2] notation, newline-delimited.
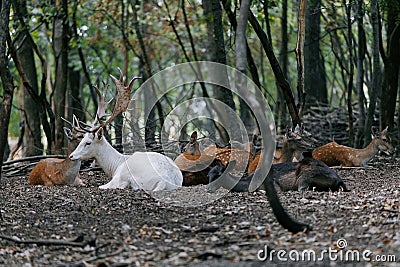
[69, 70, 140, 160]
[284, 124, 317, 153]
[373, 126, 394, 154]
[183, 131, 201, 155]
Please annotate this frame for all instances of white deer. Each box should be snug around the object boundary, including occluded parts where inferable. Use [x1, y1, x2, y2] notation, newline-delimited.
[69, 70, 183, 191]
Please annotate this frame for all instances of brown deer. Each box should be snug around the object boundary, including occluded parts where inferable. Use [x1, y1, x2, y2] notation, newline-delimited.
[174, 131, 222, 186]
[202, 141, 254, 173]
[247, 125, 317, 174]
[312, 127, 394, 167]
[29, 115, 85, 186]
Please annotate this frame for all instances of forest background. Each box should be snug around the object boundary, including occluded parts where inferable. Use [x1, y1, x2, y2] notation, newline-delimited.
[0, 0, 399, 180]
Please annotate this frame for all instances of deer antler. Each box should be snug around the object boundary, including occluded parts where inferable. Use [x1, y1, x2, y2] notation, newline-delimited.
[93, 81, 113, 125]
[108, 68, 141, 125]
[61, 114, 87, 133]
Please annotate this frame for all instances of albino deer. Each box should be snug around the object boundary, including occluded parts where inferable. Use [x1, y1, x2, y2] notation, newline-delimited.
[29, 116, 84, 186]
[312, 127, 394, 167]
[69, 70, 183, 191]
[247, 125, 317, 174]
[174, 131, 222, 186]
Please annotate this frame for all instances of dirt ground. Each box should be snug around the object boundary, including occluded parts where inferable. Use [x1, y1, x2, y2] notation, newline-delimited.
[0, 155, 399, 266]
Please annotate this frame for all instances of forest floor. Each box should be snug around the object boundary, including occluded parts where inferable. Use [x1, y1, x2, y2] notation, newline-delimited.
[0, 155, 399, 267]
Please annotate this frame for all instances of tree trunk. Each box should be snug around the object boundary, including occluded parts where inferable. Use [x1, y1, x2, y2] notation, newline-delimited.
[296, 0, 307, 117]
[304, 0, 327, 106]
[0, 0, 14, 181]
[235, 0, 253, 133]
[12, 0, 42, 156]
[380, 1, 400, 134]
[355, 0, 366, 148]
[52, 0, 69, 153]
[203, 0, 235, 143]
[277, 0, 289, 130]
[364, 0, 380, 144]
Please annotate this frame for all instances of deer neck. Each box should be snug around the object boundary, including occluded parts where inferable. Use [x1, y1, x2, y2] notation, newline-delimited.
[279, 142, 294, 163]
[61, 142, 82, 183]
[358, 138, 380, 163]
[94, 138, 126, 178]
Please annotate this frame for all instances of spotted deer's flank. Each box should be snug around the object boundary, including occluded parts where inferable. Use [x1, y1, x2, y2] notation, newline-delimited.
[174, 132, 222, 186]
[29, 116, 84, 186]
[312, 127, 394, 167]
[203, 144, 253, 173]
[69, 70, 183, 191]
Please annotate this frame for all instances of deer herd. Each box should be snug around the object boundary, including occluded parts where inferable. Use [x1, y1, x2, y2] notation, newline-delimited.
[28, 70, 395, 233]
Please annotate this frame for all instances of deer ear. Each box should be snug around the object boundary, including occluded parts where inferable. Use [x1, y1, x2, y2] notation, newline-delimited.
[190, 131, 198, 141]
[96, 127, 104, 140]
[63, 127, 73, 140]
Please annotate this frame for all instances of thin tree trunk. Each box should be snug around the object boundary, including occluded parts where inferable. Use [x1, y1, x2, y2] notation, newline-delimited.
[278, 0, 289, 130]
[364, 0, 380, 144]
[304, 0, 327, 106]
[343, 0, 354, 146]
[52, 0, 69, 153]
[12, 0, 43, 156]
[0, 0, 14, 181]
[355, 0, 366, 148]
[296, 0, 306, 117]
[203, 0, 235, 143]
[248, 11, 301, 127]
[236, 0, 252, 132]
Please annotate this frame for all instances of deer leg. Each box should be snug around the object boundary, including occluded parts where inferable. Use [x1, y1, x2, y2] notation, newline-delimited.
[74, 175, 85, 186]
[99, 173, 130, 189]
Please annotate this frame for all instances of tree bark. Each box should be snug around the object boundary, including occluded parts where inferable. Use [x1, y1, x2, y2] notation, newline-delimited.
[203, 0, 235, 143]
[0, 0, 15, 181]
[364, 0, 380, 144]
[304, 0, 327, 106]
[380, 1, 400, 134]
[235, 0, 253, 132]
[12, 0, 43, 156]
[52, 0, 69, 153]
[277, 0, 289, 130]
[296, 0, 307, 117]
[355, 0, 366, 148]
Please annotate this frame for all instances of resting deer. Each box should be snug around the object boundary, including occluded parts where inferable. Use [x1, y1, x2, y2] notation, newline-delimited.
[207, 152, 348, 193]
[312, 127, 394, 167]
[202, 141, 254, 173]
[29, 116, 85, 186]
[69, 70, 183, 191]
[174, 131, 222, 186]
[247, 125, 317, 174]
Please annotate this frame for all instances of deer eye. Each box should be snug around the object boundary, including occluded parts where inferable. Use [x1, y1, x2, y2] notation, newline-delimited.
[85, 142, 92, 146]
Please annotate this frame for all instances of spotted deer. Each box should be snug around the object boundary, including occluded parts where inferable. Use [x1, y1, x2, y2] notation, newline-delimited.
[174, 131, 223, 186]
[69, 70, 183, 191]
[202, 141, 254, 173]
[247, 125, 317, 174]
[312, 127, 394, 167]
[29, 115, 85, 186]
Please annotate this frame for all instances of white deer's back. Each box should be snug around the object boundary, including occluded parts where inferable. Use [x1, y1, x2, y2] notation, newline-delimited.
[110, 151, 183, 191]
